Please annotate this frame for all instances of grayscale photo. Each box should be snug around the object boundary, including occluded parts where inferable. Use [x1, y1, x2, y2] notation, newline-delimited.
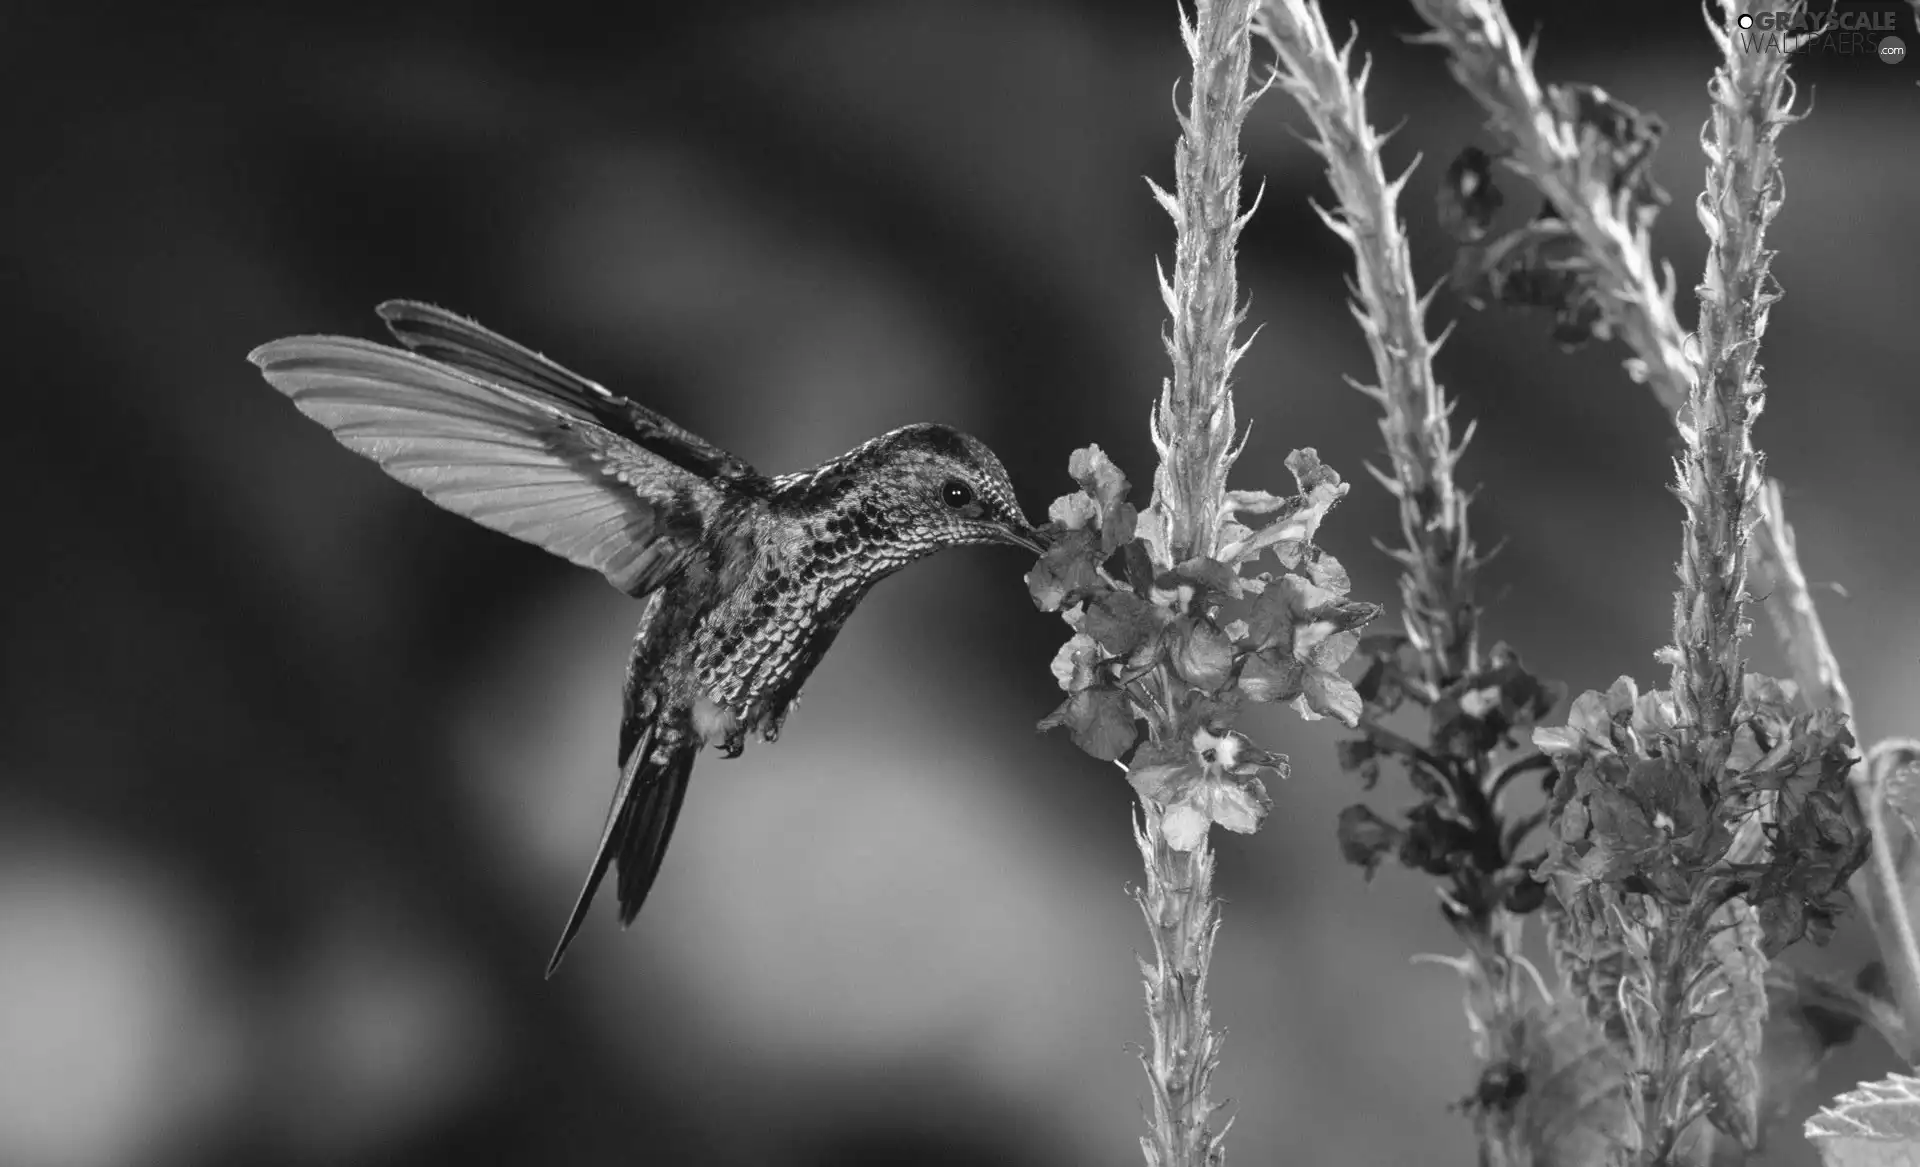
[3, 1, 1917, 1164]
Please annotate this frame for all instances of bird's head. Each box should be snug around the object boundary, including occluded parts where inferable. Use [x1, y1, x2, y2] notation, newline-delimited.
[792, 423, 1046, 557]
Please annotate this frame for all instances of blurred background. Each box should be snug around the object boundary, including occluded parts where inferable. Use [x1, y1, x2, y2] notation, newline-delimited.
[2, 0, 1916, 1163]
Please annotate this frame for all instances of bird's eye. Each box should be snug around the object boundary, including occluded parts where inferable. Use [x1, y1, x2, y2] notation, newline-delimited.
[941, 480, 974, 508]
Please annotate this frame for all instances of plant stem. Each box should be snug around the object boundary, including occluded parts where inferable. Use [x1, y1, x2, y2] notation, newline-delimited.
[1149, 0, 1262, 567]
[1403, 0, 1848, 731]
[1255, 5, 1542, 1161]
[1133, 803, 1227, 1167]
[1408, 0, 1692, 415]
[1136, 2, 1263, 1163]
[1653, 1, 1792, 1156]
[1256, 0, 1477, 685]
[1669, 0, 1785, 740]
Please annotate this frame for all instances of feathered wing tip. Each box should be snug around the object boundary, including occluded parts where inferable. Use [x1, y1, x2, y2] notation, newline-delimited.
[247, 333, 718, 597]
[375, 299, 762, 484]
[544, 723, 698, 978]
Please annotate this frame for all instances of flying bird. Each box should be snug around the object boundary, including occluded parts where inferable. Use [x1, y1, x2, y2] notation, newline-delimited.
[249, 301, 1046, 976]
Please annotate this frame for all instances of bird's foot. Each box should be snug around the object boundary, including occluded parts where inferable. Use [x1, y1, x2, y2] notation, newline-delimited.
[691, 693, 745, 757]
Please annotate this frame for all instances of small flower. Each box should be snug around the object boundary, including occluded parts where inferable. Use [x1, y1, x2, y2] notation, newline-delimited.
[1428, 643, 1567, 761]
[1217, 448, 1350, 568]
[1536, 678, 1726, 903]
[1237, 570, 1378, 725]
[1066, 444, 1137, 553]
[1128, 727, 1288, 851]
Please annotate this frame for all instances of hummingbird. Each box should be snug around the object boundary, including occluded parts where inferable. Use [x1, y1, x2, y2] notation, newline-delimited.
[249, 301, 1046, 976]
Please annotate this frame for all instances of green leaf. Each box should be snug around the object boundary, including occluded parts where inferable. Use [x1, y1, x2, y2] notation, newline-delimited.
[1807, 1074, 1920, 1166]
[1038, 686, 1137, 761]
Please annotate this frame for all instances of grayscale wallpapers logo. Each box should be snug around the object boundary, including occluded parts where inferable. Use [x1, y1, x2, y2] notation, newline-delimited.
[1734, 7, 1908, 61]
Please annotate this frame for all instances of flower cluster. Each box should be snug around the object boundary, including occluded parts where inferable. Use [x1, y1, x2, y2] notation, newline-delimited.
[1438, 84, 1671, 349]
[1029, 444, 1379, 850]
[1534, 673, 1867, 956]
[1334, 638, 1564, 918]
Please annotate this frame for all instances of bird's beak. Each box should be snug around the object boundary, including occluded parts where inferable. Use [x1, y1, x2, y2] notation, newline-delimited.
[1000, 523, 1050, 556]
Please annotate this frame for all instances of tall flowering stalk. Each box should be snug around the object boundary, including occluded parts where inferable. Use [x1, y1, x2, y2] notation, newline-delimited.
[1253, 4, 1612, 1164]
[1635, 3, 1797, 1155]
[1401, 1, 1869, 1161]
[1025, 2, 1379, 1162]
[1671, 0, 1788, 757]
[1405, 0, 1854, 753]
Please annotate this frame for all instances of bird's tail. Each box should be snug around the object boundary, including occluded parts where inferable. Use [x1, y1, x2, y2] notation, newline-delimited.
[545, 720, 698, 978]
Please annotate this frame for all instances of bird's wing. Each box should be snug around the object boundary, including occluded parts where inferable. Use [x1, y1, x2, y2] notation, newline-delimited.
[375, 300, 763, 485]
[250, 335, 723, 596]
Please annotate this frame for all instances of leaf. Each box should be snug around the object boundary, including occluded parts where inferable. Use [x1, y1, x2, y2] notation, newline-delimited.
[1807, 1074, 1920, 1166]
[1038, 687, 1137, 761]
